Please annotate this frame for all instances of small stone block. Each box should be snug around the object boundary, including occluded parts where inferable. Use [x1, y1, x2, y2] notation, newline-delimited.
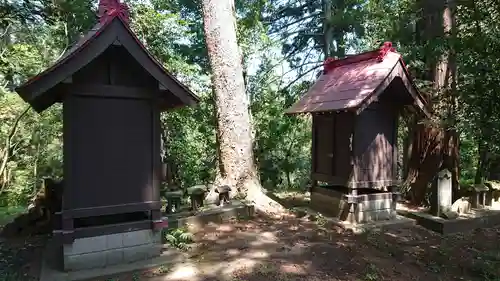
[123, 230, 152, 247]
[164, 191, 183, 198]
[65, 252, 106, 271]
[440, 210, 459, 220]
[105, 233, 123, 250]
[123, 244, 153, 263]
[187, 186, 208, 195]
[451, 198, 471, 214]
[64, 235, 107, 255]
[106, 249, 124, 266]
[148, 244, 163, 258]
[152, 231, 162, 243]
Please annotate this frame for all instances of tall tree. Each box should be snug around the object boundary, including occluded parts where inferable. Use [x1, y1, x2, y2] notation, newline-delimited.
[404, 0, 459, 204]
[201, 0, 284, 213]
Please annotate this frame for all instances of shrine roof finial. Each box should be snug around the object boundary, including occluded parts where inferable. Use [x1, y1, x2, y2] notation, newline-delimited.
[98, 0, 130, 25]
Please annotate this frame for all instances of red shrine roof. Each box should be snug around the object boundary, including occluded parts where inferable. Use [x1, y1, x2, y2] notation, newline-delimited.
[16, 0, 199, 112]
[286, 42, 428, 116]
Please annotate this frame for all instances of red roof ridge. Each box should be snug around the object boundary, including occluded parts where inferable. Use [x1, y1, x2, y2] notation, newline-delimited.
[98, 0, 130, 25]
[323, 41, 398, 74]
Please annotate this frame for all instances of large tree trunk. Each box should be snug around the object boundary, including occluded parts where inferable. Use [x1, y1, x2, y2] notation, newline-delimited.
[405, 0, 459, 205]
[201, 0, 285, 214]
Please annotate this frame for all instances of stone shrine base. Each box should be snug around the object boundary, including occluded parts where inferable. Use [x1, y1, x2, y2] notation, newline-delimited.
[40, 202, 255, 281]
[41, 243, 184, 281]
[397, 206, 500, 235]
[63, 229, 162, 271]
[310, 186, 396, 224]
[164, 201, 255, 232]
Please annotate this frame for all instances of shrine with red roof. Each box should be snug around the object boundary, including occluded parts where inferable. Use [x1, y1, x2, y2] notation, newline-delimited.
[286, 42, 429, 224]
[14, 0, 198, 272]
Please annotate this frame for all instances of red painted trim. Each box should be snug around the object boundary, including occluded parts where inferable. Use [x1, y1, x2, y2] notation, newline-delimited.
[98, 0, 130, 25]
[323, 41, 396, 74]
[376, 41, 396, 62]
[152, 219, 169, 231]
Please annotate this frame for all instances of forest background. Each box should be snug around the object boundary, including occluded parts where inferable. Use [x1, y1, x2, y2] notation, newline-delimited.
[0, 0, 499, 207]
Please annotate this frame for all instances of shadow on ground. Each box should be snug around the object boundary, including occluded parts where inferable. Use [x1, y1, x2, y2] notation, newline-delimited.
[2, 199, 500, 281]
[93, 212, 500, 281]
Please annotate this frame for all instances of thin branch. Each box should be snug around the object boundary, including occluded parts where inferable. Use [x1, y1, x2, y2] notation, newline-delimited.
[252, 46, 314, 87]
[280, 63, 323, 92]
[260, 60, 321, 89]
[265, 12, 320, 28]
[0, 106, 31, 194]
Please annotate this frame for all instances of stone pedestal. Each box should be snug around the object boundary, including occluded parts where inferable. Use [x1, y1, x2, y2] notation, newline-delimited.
[310, 186, 396, 224]
[430, 169, 452, 217]
[63, 229, 162, 271]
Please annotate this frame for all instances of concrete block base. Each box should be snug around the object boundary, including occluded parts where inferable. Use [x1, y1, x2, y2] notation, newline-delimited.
[310, 186, 396, 224]
[397, 208, 500, 235]
[63, 229, 162, 271]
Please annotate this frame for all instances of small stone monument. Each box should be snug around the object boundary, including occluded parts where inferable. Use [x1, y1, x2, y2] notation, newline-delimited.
[431, 169, 453, 217]
[215, 185, 232, 207]
[473, 184, 489, 208]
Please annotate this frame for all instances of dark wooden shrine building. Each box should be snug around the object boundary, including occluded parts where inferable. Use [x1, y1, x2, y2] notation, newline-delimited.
[15, 0, 199, 271]
[286, 42, 429, 223]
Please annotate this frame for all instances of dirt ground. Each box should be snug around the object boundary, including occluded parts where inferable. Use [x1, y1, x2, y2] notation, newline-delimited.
[2, 193, 500, 281]
[0, 234, 47, 281]
[86, 213, 500, 281]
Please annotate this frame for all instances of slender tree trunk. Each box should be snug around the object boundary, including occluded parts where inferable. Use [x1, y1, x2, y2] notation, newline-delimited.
[0, 106, 30, 193]
[322, 0, 332, 59]
[201, 0, 285, 214]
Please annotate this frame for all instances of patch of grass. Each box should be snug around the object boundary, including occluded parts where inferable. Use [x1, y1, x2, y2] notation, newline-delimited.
[361, 264, 382, 281]
[0, 272, 20, 281]
[163, 228, 194, 251]
[470, 250, 500, 281]
[0, 205, 25, 226]
[470, 259, 499, 281]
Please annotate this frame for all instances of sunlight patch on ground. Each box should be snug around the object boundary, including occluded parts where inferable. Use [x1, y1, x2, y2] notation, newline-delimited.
[244, 249, 269, 259]
[216, 224, 235, 232]
[222, 257, 260, 275]
[161, 262, 200, 281]
[280, 263, 309, 275]
[248, 231, 279, 247]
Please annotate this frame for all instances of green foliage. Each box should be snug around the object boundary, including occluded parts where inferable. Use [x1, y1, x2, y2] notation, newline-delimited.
[0, 205, 25, 226]
[163, 228, 194, 250]
[1, 0, 500, 206]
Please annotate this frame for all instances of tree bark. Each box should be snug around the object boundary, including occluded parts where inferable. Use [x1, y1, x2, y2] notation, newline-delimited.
[322, 0, 332, 59]
[201, 0, 285, 214]
[0, 106, 30, 193]
[405, 0, 459, 205]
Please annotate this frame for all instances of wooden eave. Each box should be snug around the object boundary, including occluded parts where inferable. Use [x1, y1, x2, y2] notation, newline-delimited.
[15, 16, 200, 113]
[354, 59, 430, 118]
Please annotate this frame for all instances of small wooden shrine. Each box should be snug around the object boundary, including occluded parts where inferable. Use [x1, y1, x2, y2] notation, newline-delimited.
[15, 0, 199, 271]
[286, 42, 429, 223]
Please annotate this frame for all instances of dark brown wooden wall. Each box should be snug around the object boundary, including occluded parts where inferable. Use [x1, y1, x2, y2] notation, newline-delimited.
[353, 101, 397, 189]
[63, 45, 161, 212]
[73, 45, 158, 88]
[64, 97, 154, 209]
[312, 112, 354, 185]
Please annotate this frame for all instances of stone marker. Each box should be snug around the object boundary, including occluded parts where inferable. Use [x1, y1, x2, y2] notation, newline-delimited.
[441, 210, 459, 220]
[473, 184, 489, 208]
[431, 169, 453, 217]
[215, 185, 232, 207]
[451, 197, 471, 215]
